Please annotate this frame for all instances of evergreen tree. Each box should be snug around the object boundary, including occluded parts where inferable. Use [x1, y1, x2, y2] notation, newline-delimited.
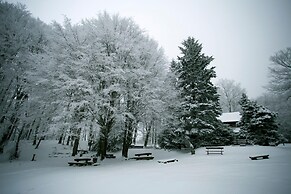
[239, 93, 280, 145]
[169, 37, 224, 148]
[238, 93, 254, 138]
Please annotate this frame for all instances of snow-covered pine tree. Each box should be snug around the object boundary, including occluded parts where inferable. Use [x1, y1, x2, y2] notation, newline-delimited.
[238, 93, 254, 139]
[239, 93, 280, 145]
[170, 37, 224, 148]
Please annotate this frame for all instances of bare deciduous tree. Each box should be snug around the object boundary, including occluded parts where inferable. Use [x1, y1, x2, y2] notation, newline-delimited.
[268, 47, 291, 99]
[216, 79, 246, 113]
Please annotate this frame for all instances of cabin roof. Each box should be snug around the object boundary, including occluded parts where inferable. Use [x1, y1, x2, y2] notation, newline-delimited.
[218, 112, 241, 123]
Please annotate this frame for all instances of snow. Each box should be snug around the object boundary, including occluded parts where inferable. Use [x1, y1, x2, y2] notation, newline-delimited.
[218, 112, 241, 123]
[0, 141, 291, 194]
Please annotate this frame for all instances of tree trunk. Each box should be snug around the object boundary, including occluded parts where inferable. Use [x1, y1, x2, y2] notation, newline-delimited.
[33, 119, 40, 145]
[72, 137, 79, 156]
[133, 127, 138, 145]
[0, 129, 10, 153]
[228, 99, 232, 112]
[13, 127, 24, 159]
[27, 128, 32, 140]
[62, 134, 66, 145]
[26, 119, 35, 140]
[122, 129, 129, 158]
[71, 128, 81, 156]
[31, 154, 36, 161]
[66, 135, 71, 145]
[35, 137, 43, 149]
[152, 127, 157, 146]
[88, 128, 94, 151]
[58, 134, 63, 144]
[99, 136, 107, 160]
[97, 111, 115, 160]
[33, 134, 37, 145]
[70, 136, 74, 146]
[144, 123, 151, 148]
[122, 118, 134, 158]
[98, 122, 111, 160]
[7, 116, 18, 141]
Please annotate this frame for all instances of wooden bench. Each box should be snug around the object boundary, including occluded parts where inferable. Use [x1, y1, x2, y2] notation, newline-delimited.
[249, 154, 269, 160]
[105, 153, 116, 158]
[206, 147, 224, 155]
[158, 159, 178, 164]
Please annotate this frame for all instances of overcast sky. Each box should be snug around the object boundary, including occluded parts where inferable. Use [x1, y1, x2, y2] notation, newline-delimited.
[6, 0, 291, 98]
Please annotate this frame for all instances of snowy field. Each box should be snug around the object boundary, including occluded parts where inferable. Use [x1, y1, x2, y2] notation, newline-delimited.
[0, 141, 291, 194]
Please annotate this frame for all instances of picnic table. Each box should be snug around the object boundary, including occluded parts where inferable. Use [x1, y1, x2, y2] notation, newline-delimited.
[206, 147, 224, 155]
[131, 152, 154, 160]
[68, 157, 95, 166]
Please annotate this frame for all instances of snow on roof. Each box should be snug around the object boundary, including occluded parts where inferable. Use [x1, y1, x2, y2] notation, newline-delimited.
[218, 112, 241, 123]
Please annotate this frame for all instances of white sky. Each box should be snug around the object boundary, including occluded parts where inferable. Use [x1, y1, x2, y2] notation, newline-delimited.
[6, 0, 291, 98]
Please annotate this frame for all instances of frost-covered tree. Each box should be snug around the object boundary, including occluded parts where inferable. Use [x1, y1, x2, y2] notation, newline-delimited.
[47, 19, 98, 156]
[216, 79, 246, 113]
[0, 4, 169, 159]
[45, 13, 168, 158]
[158, 62, 186, 149]
[166, 37, 225, 149]
[239, 93, 280, 145]
[0, 1, 47, 156]
[133, 40, 167, 148]
[268, 47, 291, 99]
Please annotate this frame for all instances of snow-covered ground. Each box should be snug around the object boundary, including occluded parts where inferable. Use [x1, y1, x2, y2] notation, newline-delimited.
[0, 141, 290, 194]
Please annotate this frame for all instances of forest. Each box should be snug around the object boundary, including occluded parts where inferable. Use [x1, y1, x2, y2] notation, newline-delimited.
[1, 2, 290, 161]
